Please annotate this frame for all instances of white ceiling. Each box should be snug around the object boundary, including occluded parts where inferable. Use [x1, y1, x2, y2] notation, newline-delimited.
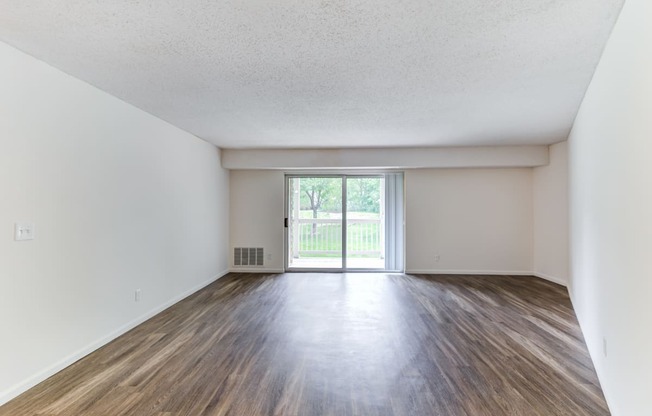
[0, 0, 624, 149]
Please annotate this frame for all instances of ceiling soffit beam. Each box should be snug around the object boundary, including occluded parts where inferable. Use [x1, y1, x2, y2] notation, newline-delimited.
[221, 146, 550, 170]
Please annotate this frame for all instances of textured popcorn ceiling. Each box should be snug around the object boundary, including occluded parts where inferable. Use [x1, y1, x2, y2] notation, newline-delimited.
[0, 0, 624, 149]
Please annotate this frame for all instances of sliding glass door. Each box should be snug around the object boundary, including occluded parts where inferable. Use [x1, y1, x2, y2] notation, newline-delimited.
[345, 176, 385, 269]
[285, 174, 403, 271]
[287, 176, 343, 269]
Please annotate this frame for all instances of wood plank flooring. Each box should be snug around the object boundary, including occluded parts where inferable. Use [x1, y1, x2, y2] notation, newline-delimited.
[0, 273, 610, 415]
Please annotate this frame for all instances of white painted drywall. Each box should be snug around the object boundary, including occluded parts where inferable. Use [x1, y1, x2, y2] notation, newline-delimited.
[229, 169, 533, 275]
[222, 146, 549, 170]
[568, 0, 652, 414]
[0, 42, 229, 405]
[227, 161, 551, 279]
[533, 142, 569, 285]
[405, 169, 533, 274]
[229, 170, 285, 272]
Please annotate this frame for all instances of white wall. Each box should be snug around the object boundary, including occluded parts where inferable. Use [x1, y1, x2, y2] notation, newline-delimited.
[405, 169, 533, 274]
[533, 142, 569, 285]
[568, 0, 652, 414]
[229, 170, 285, 272]
[0, 42, 230, 404]
[229, 168, 534, 275]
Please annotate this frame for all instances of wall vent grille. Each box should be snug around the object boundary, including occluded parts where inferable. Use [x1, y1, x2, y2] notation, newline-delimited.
[234, 247, 264, 267]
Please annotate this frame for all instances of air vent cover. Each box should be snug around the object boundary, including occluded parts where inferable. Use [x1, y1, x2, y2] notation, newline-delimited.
[233, 247, 264, 267]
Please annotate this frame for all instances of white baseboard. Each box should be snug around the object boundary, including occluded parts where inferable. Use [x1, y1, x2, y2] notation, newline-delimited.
[533, 272, 568, 287]
[405, 269, 534, 276]
[229, 268, 284, 273]
[0, 269, 229, 407]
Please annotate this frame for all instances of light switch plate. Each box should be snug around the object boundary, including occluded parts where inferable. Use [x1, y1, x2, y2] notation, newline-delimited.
[15, 222, 35, 241]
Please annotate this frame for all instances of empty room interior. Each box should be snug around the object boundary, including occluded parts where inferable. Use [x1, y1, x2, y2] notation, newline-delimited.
[1, 0, 650, 415]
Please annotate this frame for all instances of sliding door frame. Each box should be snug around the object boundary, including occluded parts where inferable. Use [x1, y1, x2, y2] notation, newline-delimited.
[284, 171, 404, 273]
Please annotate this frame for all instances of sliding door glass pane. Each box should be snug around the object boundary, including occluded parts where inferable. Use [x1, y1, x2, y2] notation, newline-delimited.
[288, 177, 342, 269]
[346, 177, 385, 269]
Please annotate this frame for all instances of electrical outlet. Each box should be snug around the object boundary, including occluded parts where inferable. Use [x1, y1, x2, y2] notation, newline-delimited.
[14, 222, 35, 241]
[267, 253, 272, 261]
[603, 337, 607, 357]
[434, 254, 441, 263]
[135, 289, 142, 302]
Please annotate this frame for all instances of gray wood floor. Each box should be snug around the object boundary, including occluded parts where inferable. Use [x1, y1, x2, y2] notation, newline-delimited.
[0, 273, 609, 415]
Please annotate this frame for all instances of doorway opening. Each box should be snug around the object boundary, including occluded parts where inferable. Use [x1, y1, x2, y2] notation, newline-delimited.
[285, 173, 403, 272]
